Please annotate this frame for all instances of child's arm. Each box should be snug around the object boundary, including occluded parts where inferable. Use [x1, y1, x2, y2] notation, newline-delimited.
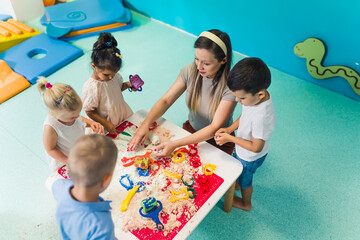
[81, 116, 104, 134]
[43, 125, 68, 165]
[215, 115, 241, 137]
[85, 111, 117, 134]
[216, 134, 265, 153]
[121, 81, 132, 91]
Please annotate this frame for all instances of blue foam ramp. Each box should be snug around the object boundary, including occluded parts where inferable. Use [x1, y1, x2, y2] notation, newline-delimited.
[0, 33, 83, 84]
[43, 0, 132, 37]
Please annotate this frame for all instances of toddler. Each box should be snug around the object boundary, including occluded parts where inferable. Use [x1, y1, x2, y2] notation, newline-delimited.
[82, 32, 133, 134]
[52, 134, 118, 239]
[38, 77, 103, 172]
[215, 58, 275, 211]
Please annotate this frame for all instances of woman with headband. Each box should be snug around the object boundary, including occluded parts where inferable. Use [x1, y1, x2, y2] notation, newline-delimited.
[128, 29, 236, 157]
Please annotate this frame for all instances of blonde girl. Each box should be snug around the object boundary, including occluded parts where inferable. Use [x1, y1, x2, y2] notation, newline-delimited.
[38, 77, 103, 172]
[128, 29, 236, 157]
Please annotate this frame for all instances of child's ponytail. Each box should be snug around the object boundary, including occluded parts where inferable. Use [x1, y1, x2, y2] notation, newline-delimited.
[37, 77, 82, 113]
[91, 32, 122, 72]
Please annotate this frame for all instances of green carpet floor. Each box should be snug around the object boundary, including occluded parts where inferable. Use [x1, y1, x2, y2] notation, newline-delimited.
[1, 12, 359, 240]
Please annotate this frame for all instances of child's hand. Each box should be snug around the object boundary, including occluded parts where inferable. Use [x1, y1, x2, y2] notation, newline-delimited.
[104, 121, 117, 134]
[215, 132, 231, 146]
[123, 82, 137, 91]
[215, 128, 228, 138]
[90, 121, 104, 134]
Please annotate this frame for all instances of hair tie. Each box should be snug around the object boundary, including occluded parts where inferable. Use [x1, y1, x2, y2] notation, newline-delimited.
[96, 41, 113, 50]
[199, 31, 227, 56]
[45, 83, 53, 89]
[115, 52, 122, 59]
[55, 86, 72, 105]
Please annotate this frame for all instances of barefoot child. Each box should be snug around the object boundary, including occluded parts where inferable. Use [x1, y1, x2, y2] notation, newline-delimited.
[52, 134, 118, 239]
[215, 58, 275, 210]
[38, 77, 103, 172]
[82, 32, 133, 134]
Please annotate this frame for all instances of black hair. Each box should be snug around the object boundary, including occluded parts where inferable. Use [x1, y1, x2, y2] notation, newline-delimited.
[227, 57, 271, 95]
[91, 32, 122, 72]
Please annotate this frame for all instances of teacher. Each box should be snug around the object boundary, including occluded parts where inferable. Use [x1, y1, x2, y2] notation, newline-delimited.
[128, 29, 236, 157]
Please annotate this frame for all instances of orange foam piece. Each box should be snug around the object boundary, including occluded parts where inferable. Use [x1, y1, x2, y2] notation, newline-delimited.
[0, 60, 30, 103]
[0, 27, 11, 37]
[62, 22, 127, 38]
[7, 19, 34, 33]
[0, 22, 23, 34]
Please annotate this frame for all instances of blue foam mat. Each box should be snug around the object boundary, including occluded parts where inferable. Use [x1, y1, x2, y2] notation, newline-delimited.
[43, 0, 132, 37]
[0, 33, 83, 84]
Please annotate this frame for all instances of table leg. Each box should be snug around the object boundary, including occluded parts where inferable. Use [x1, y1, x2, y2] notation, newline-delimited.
[224, 181, 236, 213]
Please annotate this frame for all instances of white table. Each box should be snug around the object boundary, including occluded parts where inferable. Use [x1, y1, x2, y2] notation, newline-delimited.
[115, 110, 243, 240]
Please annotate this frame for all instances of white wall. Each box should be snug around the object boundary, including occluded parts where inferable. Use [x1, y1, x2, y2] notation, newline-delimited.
[0, 0, 15, 17]
[0, 0, 44, 21]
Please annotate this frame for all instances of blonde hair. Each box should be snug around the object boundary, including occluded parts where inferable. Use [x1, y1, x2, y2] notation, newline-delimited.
[187, 29, 232, 119]
[37, 77, 82, 113]
[68, 134, 118, 187]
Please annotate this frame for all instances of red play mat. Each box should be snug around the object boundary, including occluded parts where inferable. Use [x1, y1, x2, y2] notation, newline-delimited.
[131, 173, 223, 240]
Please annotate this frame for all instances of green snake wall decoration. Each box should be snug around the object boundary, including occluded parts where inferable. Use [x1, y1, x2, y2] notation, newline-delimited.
[294, 38, 360, 96]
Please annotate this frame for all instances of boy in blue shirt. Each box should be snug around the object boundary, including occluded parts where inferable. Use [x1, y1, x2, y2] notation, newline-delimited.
[52, 134, 118, 239]
[215, 58, 275, 211]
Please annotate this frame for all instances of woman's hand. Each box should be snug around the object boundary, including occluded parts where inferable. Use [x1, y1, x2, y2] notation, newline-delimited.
[104, 121, 117, 134]
[127, 124, 150, 151]
[154, 141, 176, 157]
[89, 121, 104, 134]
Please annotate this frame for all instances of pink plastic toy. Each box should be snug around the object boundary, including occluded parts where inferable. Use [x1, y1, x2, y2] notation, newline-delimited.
[128, 74, 144, 92]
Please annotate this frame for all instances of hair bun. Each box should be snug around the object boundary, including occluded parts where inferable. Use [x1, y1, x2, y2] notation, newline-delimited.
[99, 32, 117, 48]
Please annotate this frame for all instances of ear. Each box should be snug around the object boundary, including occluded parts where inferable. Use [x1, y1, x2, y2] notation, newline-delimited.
[100, 173, 113, 189]
[257, 90, 266, 99]
[220, 56, 227, 64]
[91, 63, 96, 70]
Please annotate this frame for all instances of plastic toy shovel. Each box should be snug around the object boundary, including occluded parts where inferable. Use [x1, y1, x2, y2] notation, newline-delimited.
[139, 200, 164, 230]
[105, 128, 131, 136]
[116, 130, 131, 137]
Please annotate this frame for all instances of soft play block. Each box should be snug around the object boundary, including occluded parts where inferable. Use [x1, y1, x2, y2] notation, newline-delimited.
[60, 22, 132, 41]
[42, 0, 132, 38]
[0, 19, 41, 53]
[0, 33, 83, 84]
[0, 60, 30, 104]
[0, 14, 12, 21]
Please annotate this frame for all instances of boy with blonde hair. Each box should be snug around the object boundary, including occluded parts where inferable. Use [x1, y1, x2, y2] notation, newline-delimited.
[52, 134, 118, 239]
[215, 57, 275, 211]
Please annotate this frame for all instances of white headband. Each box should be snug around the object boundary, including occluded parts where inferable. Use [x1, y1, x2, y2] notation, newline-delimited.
[199, 31, 227, 56]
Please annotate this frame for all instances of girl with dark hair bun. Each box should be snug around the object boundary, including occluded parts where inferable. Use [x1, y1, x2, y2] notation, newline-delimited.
[82, 32, 134, 134]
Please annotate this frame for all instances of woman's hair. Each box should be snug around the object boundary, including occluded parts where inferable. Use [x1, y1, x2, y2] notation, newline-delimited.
[37, 77, 82, 113]
[68, 134, 118, 187]
[188, 29, 232, 118]
[91, 32, 122, 72]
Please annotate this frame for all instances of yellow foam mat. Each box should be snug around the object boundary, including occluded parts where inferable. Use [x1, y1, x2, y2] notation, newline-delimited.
[0, 19, 41, 53]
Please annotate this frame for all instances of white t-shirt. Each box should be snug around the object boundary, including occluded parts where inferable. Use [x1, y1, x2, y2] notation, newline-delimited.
[235, 96, 275, 162]
[82, 73, 133, 128]
[43, 114, 86, 172]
